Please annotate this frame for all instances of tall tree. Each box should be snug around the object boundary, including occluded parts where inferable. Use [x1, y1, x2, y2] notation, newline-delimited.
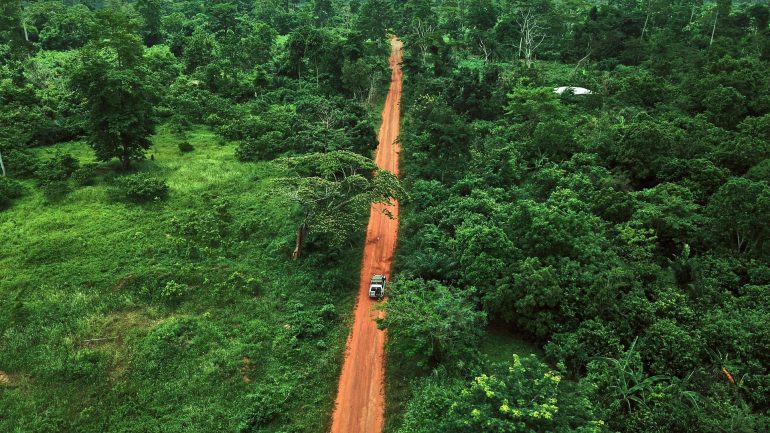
[0, 0, 31, 59]
[275, 150, 403, 259]
[72, 7, 157, 170]
[377, 278, 487, 368]
[707, 177, 770, 255]
[354, 0, 393, 41]
[314, 0, 335, 26]
[136, 0, 163, 46]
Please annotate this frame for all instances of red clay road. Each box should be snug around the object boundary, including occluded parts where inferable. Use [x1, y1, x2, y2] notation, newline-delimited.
[330, 38, 403, 433]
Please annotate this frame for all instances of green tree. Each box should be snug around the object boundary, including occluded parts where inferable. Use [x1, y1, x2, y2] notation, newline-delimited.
[399, 355, 608, 433]
[354, 0, 393, 41]
[377, 278, 486, 368]
[184, 29, 219, 72]
[240, 22, 277, 67]
[468, 0, 498, 31]
[26, 2, 96, 50]
[0, 0, 31, 58]
[586, 338, 669, 414]
[72, 7, 156, 170]
[706, 177, 770, 255]
[506, 85, 567, 135]
[314, 0, 334, 26]
[137, 0, 163, 46]
[631, 183, 702, 255]
[275, 150, 402, 259]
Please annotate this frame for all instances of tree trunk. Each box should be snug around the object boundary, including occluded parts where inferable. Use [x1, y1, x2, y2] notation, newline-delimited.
[18, 1, 28, 42]
[292, 223, 307, 260]
[641, 10, 651, 40]
[121, 146, 131, 171]
[710, 11, 718, 46]
[0, 151, 5, 177]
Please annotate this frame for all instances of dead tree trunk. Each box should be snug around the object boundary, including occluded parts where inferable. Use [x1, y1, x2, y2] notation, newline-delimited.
[516, 10, 546, 68]
[479, 38, 491, 64]
[366, 71, 381, 104]
[292, 223, 307, 259]
[18, 1, 29, 42]
[413, 20, 434, 66]
[641, 10, 651, 40]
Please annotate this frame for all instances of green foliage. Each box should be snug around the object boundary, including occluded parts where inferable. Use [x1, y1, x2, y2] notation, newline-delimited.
[546, 320, 624, 376]
[7, 1, 770, 432]
[115, 173, 169, 203]
[168, 200, 231, 258]
[41, 180, 72, 202]
[72, 163, 98, 186]
[706, 177, 770, 255]
[0, 176, 24, 209]
[586, 338, 670, 413]
[232, 97, 378, 161]
[71, 8, 157, 170]
[35, 152, 79, 186]
[399, 355, 607, 433]
[275, 150, 403, 257]
[0, 130, 361, 433]
[26, 2, 96, 50]
[2, 150, 39, 178]
[160, 280, 191, 306]
[391, 2, 770, 430]
[177, 142, 194, 153]
[378, 278, 486, 368]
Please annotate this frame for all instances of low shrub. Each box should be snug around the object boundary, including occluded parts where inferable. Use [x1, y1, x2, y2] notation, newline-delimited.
[115, 174, 169, 203]
[235, 131, 283, 161]
[161, 280, 191, 306]
[0, 177, 24, 209]
[3, 149, 39, 178]
[64, 349, 107, 381]
[42, 180, 71, 202]
[213, 271, 260, 301]
[35, 153, 79, 186]
[72, 163, 98, 186]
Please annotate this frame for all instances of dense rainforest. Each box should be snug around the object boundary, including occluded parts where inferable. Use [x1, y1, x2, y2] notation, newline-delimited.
[386, 1, 770, 433]
[1, 0, 770, 433]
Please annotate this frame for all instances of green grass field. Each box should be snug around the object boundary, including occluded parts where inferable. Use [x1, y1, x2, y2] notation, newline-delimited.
[0, 126, 362, 433]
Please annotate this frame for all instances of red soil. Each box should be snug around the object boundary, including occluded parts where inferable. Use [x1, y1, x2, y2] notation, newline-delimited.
[329, 37, 403, 433]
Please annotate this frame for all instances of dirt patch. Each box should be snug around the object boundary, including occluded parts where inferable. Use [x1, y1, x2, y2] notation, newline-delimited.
[242, 357, 252, 383]
[79, 310, 160, 348]
[112, 274, 136, 292]
[330, 37, 403, 433]
[0, 371, 24, 387]
[80, 310, 162, 381]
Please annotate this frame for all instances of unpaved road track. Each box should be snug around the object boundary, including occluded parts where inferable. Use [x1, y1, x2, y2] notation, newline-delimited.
[330, 38, 403, 433]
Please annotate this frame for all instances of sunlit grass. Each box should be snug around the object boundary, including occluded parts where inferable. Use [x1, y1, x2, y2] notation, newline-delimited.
[0, 125, 362, 433]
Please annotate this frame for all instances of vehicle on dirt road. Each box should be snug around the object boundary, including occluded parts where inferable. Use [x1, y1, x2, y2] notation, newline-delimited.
[369, 275, 386, 299]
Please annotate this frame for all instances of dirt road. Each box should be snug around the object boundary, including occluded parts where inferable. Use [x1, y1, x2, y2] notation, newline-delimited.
[330, 38, 403, 433]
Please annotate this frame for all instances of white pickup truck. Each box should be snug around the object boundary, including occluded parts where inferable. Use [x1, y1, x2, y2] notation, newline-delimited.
[368, 275, 386, 300]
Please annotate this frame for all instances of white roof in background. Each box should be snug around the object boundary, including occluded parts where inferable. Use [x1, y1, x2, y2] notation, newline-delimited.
[554, 86, 592, 95]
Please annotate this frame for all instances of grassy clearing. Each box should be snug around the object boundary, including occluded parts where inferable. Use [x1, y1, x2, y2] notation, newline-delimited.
[0, 126, 363, 433]
[479, 325, 544, 365]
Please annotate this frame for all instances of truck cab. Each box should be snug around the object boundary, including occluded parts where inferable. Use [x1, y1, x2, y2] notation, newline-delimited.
[369, 275, 386, 299]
